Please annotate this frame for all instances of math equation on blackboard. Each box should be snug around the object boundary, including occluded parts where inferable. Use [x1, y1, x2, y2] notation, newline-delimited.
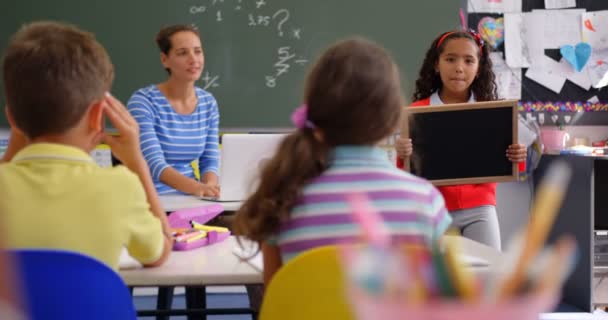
[187, 0, 309, 89]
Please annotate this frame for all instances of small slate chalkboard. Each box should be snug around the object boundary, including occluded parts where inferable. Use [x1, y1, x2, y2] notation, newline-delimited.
[402, 100, 518, 186]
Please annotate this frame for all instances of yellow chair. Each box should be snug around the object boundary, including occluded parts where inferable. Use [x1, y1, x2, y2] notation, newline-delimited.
[259, 246, 356, 320]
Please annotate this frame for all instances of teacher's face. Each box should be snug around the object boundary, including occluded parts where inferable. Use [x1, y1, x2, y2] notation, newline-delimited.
[162, 31, 204, 81]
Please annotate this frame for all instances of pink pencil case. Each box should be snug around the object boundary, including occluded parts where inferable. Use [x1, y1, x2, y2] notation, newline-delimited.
[167, 204, 230, 251]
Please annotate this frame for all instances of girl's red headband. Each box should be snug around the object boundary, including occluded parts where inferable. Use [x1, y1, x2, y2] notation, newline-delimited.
[436, 30, 485, 51]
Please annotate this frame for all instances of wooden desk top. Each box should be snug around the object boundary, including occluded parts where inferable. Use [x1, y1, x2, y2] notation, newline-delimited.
[160, 195, 242, 212]
[119, 237, 261, 286]
[119, 235, 502, 288]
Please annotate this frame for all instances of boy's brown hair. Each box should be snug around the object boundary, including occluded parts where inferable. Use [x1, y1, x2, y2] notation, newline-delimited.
[2, 21, 114, 139]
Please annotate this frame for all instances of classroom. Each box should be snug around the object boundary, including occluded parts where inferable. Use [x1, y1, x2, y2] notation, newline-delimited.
[1, 0, 608, 319]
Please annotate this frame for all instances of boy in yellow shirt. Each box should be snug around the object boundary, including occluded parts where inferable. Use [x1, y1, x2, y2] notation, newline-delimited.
[0, 21, 171, 269]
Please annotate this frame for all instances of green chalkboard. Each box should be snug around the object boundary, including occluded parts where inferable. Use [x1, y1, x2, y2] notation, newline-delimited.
[0, 0, 464, 128]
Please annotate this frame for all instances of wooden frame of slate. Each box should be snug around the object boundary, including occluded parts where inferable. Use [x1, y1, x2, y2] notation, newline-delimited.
[400, 100, 519, 186]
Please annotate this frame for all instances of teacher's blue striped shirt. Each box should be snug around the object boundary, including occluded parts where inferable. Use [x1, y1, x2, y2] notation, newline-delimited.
[127, 85, 220, 195]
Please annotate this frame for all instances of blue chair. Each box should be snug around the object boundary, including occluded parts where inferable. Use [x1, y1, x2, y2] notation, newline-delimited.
[12, 249, 136, 320]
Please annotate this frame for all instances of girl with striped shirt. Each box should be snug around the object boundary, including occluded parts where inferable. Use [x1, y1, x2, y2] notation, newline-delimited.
[234, 37, 452, 285]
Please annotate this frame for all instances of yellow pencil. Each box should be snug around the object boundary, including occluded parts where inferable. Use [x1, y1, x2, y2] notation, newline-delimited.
[192, 222, 229, 233]
[443, 239, 478, 301]
[185, 232, 208, 243]
[496, 161, 571, 299]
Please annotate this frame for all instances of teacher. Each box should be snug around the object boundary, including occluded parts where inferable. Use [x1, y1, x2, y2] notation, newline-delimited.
[128, 25, 220, 196]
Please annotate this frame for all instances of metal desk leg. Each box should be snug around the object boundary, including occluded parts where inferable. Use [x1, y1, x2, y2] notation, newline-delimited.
[185, 286, 207, 320]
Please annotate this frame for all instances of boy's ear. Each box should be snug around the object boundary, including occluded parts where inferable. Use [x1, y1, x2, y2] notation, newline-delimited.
[87, 100, 105, 132]
[5, 106, 27, 140]
[5, 106, 14, 128]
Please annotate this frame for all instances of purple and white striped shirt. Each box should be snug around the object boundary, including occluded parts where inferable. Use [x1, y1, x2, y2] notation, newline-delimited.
[273, 145, 451, 262]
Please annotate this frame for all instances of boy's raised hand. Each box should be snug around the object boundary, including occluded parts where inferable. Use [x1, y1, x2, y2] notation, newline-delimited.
[102, 93, 144, 168]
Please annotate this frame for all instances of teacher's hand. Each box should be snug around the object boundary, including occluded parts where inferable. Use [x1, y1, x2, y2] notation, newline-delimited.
[196, 183, 220, 198]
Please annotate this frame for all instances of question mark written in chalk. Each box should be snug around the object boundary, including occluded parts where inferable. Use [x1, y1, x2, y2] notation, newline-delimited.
[272, 9, 290, 37]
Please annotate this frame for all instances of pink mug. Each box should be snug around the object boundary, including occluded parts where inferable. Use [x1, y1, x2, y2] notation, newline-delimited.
[540, 128, 570, 153]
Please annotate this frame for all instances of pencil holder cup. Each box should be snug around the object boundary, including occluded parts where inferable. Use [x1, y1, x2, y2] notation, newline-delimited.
[348, 287, 558, 320]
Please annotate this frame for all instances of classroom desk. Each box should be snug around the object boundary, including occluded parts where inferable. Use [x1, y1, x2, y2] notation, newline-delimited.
[120, 235, 599, 318]
[160, 194, 242, 212]
[119, 235, 500, 318]
[119, 236, 260, 286]
[119, 235, 499, 286]
[119, 236, 259, 319]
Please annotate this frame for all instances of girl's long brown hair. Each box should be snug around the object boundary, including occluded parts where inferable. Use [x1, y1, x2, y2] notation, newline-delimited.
[233, 37, 404, 243]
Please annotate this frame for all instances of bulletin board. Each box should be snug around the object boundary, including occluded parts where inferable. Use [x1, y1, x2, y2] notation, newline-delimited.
[466, 0, 608, 125]
[403, 100, 519, 186]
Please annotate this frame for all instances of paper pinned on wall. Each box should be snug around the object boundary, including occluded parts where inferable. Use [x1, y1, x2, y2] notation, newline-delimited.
[522, 11, 549, 66]
[504, 13, 531, 68]
[588, 48, 608, 88]
[544, 0, 576, 9]
[506, 10, 583, 68]
[582, 11, 608, 49]
[525, 66, 567, 93]
[467, 0, 522, 13]
[539, 56, 592, 90]
[531, 9, 584, 48]
[581, 11, 608, 88]
[490, 52, 522, 100]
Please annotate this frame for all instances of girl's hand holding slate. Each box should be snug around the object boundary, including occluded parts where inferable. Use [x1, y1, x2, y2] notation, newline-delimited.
[102, 92, 144, 168]
[507, 143, 526, 163]
[395, 137, 413, 159]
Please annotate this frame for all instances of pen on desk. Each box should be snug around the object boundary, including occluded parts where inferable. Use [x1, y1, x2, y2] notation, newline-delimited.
[175, 230, 207, 242]
[496, 161, 571, 299]
[191, 221, 229, 233]
[185, 232, 208, 243]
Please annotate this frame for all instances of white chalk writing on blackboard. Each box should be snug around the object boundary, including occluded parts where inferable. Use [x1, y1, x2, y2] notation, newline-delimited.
[201, 72, 220, 90]
[188, 0, 309, 89]
[272, 9, 289, 37]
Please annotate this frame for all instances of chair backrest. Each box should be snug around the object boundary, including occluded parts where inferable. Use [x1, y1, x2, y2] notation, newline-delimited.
[12, 249, 136, 320]
[259, 245, 355, 320]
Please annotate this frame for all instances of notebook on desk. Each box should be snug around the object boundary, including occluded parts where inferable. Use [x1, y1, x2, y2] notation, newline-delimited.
[201, 133, 286, 202]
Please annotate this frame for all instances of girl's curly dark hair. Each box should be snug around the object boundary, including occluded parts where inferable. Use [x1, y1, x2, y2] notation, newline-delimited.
[411, 30, 497, 103]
